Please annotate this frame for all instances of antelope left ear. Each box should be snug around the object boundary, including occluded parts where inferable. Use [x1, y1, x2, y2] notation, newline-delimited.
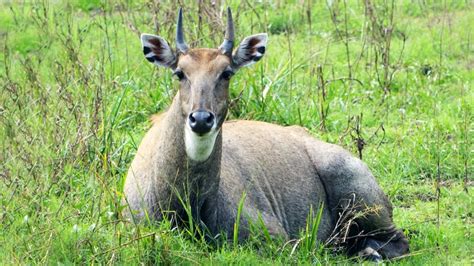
[232, 33, 268, 69]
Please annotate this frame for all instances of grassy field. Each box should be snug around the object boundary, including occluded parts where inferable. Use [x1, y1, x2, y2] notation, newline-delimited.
[1, 0, 472, 264]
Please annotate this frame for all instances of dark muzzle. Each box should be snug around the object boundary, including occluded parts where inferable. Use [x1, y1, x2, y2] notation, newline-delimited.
[188, 110, 215, 134]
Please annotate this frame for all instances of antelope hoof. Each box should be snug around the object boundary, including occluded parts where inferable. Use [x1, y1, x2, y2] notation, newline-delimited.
[358, 247, 383, 262]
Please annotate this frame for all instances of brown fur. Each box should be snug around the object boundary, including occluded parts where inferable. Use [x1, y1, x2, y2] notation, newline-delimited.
[150, 112, 165, 124]
[124, 47, 409, 260]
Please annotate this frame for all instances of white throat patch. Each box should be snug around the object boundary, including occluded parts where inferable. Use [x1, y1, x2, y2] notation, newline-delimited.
[184, 125, 219, 162]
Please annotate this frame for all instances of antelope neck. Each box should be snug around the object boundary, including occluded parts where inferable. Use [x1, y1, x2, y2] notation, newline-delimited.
[157, 95, 222, 220]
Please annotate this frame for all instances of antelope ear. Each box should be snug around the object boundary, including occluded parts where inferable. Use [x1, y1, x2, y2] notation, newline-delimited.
[141, 34, 176, 68]
[232, 33, 268, 68]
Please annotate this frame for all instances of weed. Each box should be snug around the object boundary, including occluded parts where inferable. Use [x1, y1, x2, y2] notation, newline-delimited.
[0, 0, 472, 264]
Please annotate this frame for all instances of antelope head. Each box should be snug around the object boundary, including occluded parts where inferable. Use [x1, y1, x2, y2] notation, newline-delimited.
[141, 8, 268, 162]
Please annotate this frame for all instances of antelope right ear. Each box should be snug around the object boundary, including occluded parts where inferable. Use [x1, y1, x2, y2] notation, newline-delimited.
[141, 34, 177, 68]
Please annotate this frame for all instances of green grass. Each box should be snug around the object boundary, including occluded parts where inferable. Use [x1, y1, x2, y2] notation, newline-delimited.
[1, 0, 472, 264]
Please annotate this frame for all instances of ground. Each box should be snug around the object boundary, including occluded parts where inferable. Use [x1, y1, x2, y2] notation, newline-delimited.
[0, 0, 472, 264]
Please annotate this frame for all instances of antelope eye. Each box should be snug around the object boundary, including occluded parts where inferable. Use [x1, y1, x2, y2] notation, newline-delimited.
[173, 70, 186, 81]
[220, 70, 234, 81]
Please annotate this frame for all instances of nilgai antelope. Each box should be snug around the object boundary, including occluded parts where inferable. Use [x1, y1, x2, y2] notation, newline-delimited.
[124, 8, 409, 260]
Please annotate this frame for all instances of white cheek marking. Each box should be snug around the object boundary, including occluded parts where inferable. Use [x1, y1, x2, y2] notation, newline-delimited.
[184, 124, 219, 162]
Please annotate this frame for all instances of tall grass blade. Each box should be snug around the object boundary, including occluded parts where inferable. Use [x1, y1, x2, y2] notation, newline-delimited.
[233, 191, 247, 249]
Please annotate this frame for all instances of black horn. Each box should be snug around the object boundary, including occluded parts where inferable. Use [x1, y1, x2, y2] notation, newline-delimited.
[219, 7, 234, 56]
[176, 8, 188, 54]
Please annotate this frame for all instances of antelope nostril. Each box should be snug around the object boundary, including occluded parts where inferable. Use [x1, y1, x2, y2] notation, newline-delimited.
[206, 113, 214, 124]
[188, 110, 215, 134]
